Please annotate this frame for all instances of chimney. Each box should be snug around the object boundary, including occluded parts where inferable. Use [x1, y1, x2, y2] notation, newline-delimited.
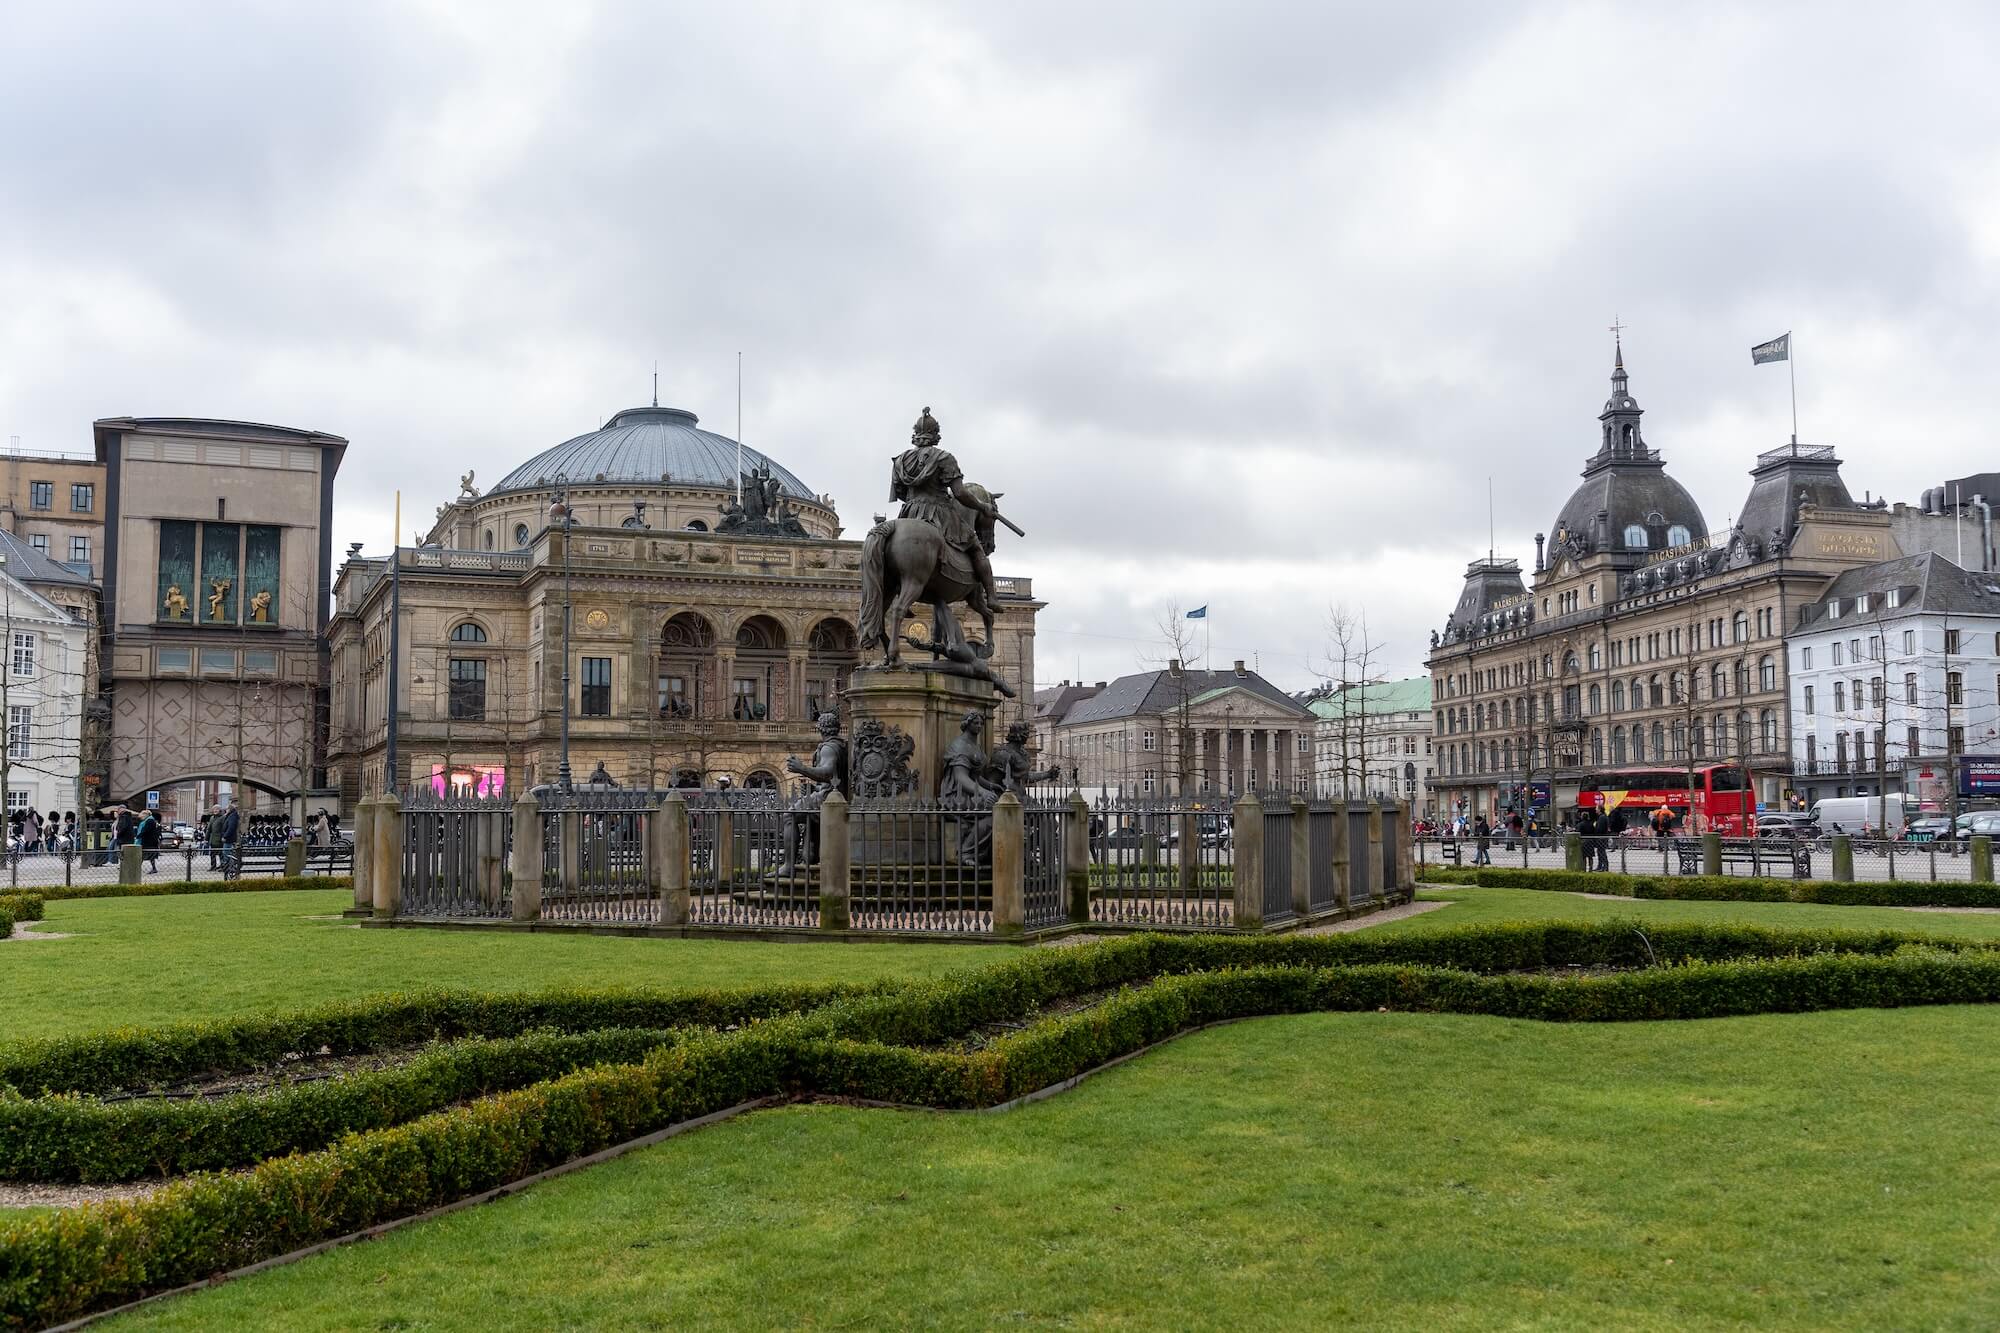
[1168, 658, 1182, 675]
[1095, 681, 1107, 689]
[1534, 532, 1545, 573]
[1233, 659, 1246, 676]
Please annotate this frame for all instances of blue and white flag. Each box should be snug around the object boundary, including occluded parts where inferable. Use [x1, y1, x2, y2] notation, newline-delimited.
[1751, 333, 1790, 365]
[1185, 606, 1207, 620]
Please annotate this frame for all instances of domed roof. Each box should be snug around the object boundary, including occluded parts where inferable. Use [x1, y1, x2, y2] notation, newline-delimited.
[489, 405, 814, 498]
[1548, 349, 1706, 557]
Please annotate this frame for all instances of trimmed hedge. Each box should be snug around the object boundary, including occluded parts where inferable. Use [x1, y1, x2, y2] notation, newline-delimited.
[0, 895, 42, 924]
[0, 1026, 702, 1184]
[33, 875, 352, 903]
[0, 980, 888, 1099]
[12, 925, 2000, 1326]
[1417, 864, 2000, 908]
[0, 907, 11, 941]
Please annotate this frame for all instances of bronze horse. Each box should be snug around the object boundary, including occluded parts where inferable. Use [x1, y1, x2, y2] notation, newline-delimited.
[857, 486, 1010, 693]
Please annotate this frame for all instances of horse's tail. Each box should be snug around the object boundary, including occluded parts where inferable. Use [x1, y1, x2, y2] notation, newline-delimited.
[857, 522, 891, 650]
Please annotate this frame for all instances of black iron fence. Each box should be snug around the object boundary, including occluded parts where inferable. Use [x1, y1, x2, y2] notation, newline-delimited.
[848, 797, 993, 933]
[1022, 798, 1068, 930]
[688, 791, 816, 929]
[1414, 831, 1993, 883]
[400, 794, 513, 918]
[1084, 797, 1234, 929]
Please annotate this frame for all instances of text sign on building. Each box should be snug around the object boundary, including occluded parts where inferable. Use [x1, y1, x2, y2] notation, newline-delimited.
[1960, 757, 2000, 796]
[145, 790, 160, 809]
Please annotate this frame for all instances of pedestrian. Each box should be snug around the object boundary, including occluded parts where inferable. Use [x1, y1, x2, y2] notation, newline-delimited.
[219, 802, 241, 871]
[136, 806, 162, 874]
[1591, 810, 1612, 871]
[113, 804, 135, 853]
[205, 806, 223, 869]
[1473, 813, 1492, 865]
[1506, 810, 1524, 852]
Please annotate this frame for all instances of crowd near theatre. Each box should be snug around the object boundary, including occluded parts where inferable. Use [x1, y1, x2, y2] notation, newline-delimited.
[1426, 343, 2000, 831]
[326, 400, 1041, 798]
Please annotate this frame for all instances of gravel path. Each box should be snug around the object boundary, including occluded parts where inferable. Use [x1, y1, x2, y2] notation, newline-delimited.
[1294, 900, 1451, 934]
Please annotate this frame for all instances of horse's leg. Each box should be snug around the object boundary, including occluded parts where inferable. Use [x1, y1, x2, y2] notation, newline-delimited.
[970, 588, 996, 658]
[882, 540, 928, 666]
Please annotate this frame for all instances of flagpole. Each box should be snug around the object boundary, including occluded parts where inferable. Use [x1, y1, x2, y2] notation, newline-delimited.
[1788, 329, 1798, 445]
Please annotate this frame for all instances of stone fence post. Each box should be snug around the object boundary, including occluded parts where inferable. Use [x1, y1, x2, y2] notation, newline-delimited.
[1232, 794, 1264, 930]
[351, 797, 377, 913]
[1065, 792, 1090, 924]
[1396, 806, 1415, 893]
[818, 792, 849, 931]
[1564, 832, 1582, 872]
[1290, 796, 1310, 917]
[284, 836, 307, 879]
[560, 810, 582, 898]
[991, 792, 1024, 937]
[1973, 835, 1995, 885]
[373, 792, 403, 917]
[653, 792, 690, 926]
[477, 811, 504, 914]
[118, 843, 140, 886]
[1367, 801, 1385, 900]
[1331, 801, 1351, 908]
[509, 794, 541, 921]
[1831, 834, 1854, 882]
[1702, 832, 1722, 877]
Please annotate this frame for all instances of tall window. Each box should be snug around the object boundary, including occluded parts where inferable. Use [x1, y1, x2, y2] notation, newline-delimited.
[448, 658, 487, 720]
[1948, 671, 1964, 706]
[1908, 725, 1922, 757]
[5, 705, 27, 759]
[69, 535, 90, 563]
[1869, 677, 1883, 707]
[1142, 729, 1156, 751]
[732, 677, 763, 720]
[27, 481, 50, 511]
[1833, 681, 1845, 711]
[659, 674, 690, 718]
[1803, 685, 1814, 715]
[580, 657, 611, 716]
[1760, 710, 1776, 753]
[1732, 612, 1748, 643]
[1759, 656, 1776, 692]
[69, 483, 92, 512]
[11, 633, 33, 678]
[28, 534, 46, 554]
[1946, 629, 1962, 655]
[1800, 646, 1812, 670]
[1905, 672, 1918, 704]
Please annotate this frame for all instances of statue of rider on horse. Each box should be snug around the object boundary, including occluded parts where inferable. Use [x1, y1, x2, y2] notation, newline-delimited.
[857, 407, 1023, 695]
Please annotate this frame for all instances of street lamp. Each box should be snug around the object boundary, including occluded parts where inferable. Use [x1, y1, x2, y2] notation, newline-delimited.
[549, 476, 575, 793]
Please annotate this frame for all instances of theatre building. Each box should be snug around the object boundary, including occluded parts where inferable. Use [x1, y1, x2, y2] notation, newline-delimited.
[1425, 348, 1907, 824]
[326, 401, 1041, 799]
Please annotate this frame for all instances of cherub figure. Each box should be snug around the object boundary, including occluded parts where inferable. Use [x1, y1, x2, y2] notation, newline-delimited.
[163, 585, 189, 620]
[248, 589, 272, 623]
[208, 577, 231, 621]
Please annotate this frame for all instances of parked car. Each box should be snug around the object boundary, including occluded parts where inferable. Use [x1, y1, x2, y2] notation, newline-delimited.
[1905, 816, 1954, 842]
[1952, 811, 2000, 845]
[1755, 812, 1817, 838]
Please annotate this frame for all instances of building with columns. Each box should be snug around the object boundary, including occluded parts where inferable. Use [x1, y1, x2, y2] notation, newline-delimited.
[1426, 346, 1913, 825]
[1038, 660, 1312, 797]
[1307, 676, 1434, 810]
[326, 400, 1041, 799]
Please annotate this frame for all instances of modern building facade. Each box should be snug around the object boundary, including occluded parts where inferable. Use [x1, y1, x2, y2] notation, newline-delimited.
[1038, 660, 1312, 797]
[94, 417, 346, 818]
[1426, 348, 1908, 822]
[325, 401, 1040, 799]
[1307, 676, 1434, 809]
[1787, 552, 2000, 811]
[0, 540, 92, 819]
[0, 445, 105, 578]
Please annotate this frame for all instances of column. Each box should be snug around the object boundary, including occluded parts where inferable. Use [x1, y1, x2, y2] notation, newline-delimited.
[1195, 729, 1209, 794]
[786, 648, 809, 722]
[1266, 728, 1281, 791]
[714, 649, 736, 720]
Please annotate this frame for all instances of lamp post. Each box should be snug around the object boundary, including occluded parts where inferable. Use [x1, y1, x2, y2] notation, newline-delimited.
[550, 476, 575, 793]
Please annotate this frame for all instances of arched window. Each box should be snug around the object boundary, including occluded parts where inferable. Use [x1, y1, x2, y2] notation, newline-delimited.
[1632, 726, 1646, 762]
[1667, 525, 1692, 548]
[1760, 709, 1777, 753]
[1563, 653, 1579, 675]
[1759, 655, 1776, 692]
[1623, 424, 1636, 447]
[805, 619, 859, 719]
[1502, 740, 1513, 771]
[1690, 722, 1705, 757]
[449, 622, 487, 642]
[1734, 660, 1750, 697]
[658, 612, 717, 719]
[1611, 680, 1625, 711]
[1671, 721, 1685, 759]
[1612, 728, 1627, 763]
[483, 529, 495, 550]
[1591, 728, 1604, 763]
[513, 523, 531, 548]
[1624, 525, 1649, 549]
[1651, 722, 1665, 759]
[745, 770, 778, 790]
[1732, 611, 1749, 643]
[1649, 674, 1663, 708]
[1588, 683, 1601, 714]
[685, 519, 709, 532]
[732, 615, 789, 720]
[1711, 665, 1727, 699]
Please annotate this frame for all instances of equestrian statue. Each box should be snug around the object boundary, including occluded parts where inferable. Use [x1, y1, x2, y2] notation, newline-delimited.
[857, 406, 1023, 693]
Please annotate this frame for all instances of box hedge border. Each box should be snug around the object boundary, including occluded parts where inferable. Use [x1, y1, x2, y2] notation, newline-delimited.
[0, 895, 42, 925]
[12, 939, 2000, 1327]
[31, 875, 351, 903]
[1419, 864, 2000, 908]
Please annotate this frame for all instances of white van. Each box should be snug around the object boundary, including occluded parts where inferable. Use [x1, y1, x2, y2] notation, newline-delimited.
[1809, 795, 1911, 834]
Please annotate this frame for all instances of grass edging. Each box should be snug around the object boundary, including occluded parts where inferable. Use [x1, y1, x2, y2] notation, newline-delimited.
[1419, 864, 2000, 907]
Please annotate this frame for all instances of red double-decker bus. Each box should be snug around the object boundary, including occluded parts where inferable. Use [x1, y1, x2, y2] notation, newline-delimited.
[1575, 763, 1755, 835]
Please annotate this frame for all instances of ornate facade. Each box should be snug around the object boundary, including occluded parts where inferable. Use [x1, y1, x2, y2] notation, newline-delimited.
[1426, 349, 1905, 822]
[326, 402, 1040, 798]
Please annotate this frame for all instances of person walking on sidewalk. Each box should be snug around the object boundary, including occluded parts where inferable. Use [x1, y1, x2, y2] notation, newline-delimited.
[1473, 813, 1493, 865]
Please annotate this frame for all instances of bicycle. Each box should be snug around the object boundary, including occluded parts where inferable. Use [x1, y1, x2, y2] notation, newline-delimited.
[219, 846, 242, 880]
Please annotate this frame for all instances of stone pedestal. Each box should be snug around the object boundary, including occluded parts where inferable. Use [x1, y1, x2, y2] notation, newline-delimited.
[844, 667, 1002, 799]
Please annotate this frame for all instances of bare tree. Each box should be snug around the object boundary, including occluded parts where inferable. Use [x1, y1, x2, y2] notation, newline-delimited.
[1319, 604, 1386, 801]
[1150, 603, 1207, 796]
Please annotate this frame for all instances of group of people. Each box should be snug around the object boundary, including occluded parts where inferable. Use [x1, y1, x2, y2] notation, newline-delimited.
[7, 808, 78, 855]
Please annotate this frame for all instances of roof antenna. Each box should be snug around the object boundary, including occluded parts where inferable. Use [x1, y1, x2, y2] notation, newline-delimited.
[652, 360, 658, 408]
[1488, 476, 1495, 561]
[736, 351, 744, 507]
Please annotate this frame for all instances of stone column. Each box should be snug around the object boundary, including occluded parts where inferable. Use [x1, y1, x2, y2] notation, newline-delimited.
[787, 648, 809, 722]
[118, 843, 141, 885]
[991, 791, 1024, 937]
[351, 796, 377, 913]
[1831, 834, 1854, 882]
[1367, 800, 1385, 900]
[1231, 792, 1263, 930]
[1290, 795, 1310, 917]
[509, 793, 541, 921]
[653, 792, 690, 926]
[373, 792, 403, 917]
[1974, 835, 1994, 884]
[1702, 832, 1723, 877]
[1065, 792, 1090, 923]
[1194, 729, 1208, 794]
[715, 648, 737, 722]
[818, 791, 849, 930]
[1266, 728, 1280, 791]
[560, 810, 582, 897]
[284, 837, 306, 879]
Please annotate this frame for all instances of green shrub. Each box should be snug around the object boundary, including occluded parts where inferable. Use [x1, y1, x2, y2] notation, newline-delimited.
[0, 980, 887, 1098]
[35, 875, 351, 902]
[0, 1026, 703, 1184]
[1428, 864, 2000, 909]
[0, 907, 11, 940]
[0, 893, 43, 923]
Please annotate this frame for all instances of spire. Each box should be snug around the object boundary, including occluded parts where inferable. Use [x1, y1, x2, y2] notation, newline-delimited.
[1595, 322, 1645, 462]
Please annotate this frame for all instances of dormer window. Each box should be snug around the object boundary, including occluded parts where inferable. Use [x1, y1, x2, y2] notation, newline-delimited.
[1885, 588, 1900, 608]
[1624, 525, 1648, 549]
[1827, 601, 1842, 621]
[1667, 525, 1691, 547]
[1856, 593, 1870, 614]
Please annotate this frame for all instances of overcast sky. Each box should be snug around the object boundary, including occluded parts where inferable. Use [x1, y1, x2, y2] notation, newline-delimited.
[4, 2, 1996, 692]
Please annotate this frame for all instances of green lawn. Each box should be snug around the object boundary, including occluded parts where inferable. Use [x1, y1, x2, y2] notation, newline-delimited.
[1, 891, 1009, 1040]
[1406, 884, 2000, 940]
[110, 1003, 2000, 1331]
